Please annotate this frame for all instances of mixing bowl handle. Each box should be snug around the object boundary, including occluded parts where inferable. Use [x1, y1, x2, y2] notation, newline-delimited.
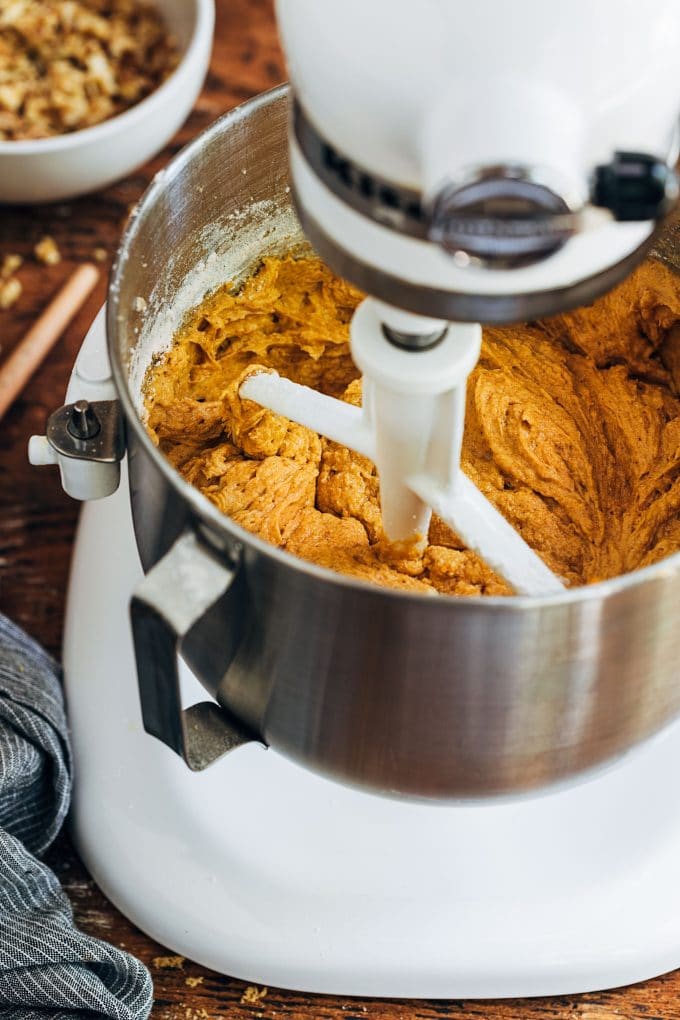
[130, 529, 258, 770]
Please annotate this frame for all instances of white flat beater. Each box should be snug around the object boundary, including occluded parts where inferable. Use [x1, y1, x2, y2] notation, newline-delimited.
[241, 299, 563, 596]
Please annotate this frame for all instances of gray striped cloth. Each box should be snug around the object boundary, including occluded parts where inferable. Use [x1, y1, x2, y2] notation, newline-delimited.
[0, 614, 153, 1019]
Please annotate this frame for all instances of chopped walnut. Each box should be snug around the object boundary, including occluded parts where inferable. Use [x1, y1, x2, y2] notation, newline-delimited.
[152, 954, 184, 970]
[0, 253, 22, 279]
[0, 0, 179, 141]
[240, 986, 268, 1005]
[34, 235, 61, 266]
[0, 277, 22, 309]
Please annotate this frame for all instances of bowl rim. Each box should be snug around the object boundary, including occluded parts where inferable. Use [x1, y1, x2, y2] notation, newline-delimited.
[0, 0, 215, 155]
[108, 83, 680, 611]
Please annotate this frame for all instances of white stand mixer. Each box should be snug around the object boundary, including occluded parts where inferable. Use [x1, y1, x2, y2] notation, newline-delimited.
[61, 311, 680, 995]
[30, 0, 680, 997]
[61, 314, 680, 995]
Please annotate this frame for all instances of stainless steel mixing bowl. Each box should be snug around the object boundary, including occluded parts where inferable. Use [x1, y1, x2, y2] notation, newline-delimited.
[108, 84, 680, 799]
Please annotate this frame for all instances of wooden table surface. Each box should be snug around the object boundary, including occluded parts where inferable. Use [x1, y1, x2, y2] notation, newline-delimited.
[0, 2, 679, 1017]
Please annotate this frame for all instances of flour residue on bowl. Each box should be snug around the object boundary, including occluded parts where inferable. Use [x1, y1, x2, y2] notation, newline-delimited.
[129, 200, 304, 416]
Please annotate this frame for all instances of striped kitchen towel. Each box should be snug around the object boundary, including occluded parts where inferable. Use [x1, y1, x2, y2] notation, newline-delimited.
[0, 614, 153, 1019]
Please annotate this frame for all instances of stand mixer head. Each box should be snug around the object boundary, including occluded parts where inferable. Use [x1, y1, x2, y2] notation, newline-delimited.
[237, 0, 680, 594]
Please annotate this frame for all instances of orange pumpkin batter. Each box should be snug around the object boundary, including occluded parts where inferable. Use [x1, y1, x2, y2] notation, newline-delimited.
[144, 255, 680, 595]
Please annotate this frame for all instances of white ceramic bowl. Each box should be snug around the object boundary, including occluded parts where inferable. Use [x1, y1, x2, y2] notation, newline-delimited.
[0, 0, 215, 204]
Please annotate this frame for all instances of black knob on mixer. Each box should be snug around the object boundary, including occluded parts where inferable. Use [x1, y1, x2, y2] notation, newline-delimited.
[592, 151, 679, 222]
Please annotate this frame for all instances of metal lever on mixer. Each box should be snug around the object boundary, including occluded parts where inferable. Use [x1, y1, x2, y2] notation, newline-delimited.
[29, 308, 126, 500]
[240, 298, 564, 597]
[29, 398, 125, 499]
[130, 530, 261, 770]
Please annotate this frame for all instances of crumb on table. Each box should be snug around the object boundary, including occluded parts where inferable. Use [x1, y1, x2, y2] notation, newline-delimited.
[241, 985, 268, 1005]
[0, 276, 22, 309]
[34, 236, 61, 266]
[152, 954, 185, 970]
[1, 253, 22, 279]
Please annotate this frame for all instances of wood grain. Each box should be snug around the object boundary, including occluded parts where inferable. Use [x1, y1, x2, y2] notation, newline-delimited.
[1, 1, 678, 1017]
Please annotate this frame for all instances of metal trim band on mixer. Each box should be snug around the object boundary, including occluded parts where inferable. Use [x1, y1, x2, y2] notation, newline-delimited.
[292, 95, 579, 256]
[291, 184, 659, 323]
[292, 96, 429, 240]
[293, 96, 677, 258]
[291, 95, 671, 321]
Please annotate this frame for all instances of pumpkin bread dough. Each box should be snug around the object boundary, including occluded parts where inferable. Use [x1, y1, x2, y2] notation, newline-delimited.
[144, 255, 680, 596]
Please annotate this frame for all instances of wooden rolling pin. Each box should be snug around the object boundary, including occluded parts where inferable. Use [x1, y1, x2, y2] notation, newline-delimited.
[0, 263, 100, 421]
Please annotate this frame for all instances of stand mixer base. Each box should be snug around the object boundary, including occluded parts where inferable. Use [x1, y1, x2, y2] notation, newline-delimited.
[64, 478, 680, 997]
